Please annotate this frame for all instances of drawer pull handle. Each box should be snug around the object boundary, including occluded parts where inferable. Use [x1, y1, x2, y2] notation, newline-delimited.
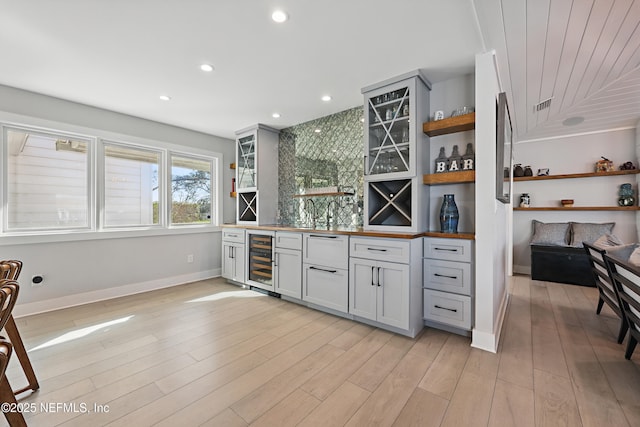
[310, 235, 338, 239]
[434, 247, 457, 252]
[434, 273, 457, 279]
[434, 305, 458, 313]
[227, 233, 239, 237]
[367, 248, 388, 252]
[310, 266, 337, 274]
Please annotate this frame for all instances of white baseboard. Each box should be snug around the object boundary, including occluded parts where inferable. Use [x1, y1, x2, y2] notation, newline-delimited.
[471, 290, 510, 353]
[513, 264, 531, 275]
[13, 268, 221, 318]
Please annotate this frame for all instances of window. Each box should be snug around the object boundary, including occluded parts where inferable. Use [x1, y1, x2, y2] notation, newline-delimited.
[103, 143, 161, 227]
[4, 127, 91, 231]
[2, 122, 220, 236]
[170, 155, 214, 225]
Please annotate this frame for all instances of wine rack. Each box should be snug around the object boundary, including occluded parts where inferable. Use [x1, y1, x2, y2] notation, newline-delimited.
[367, 179, 413, 227]
[238, 192, 257, 222]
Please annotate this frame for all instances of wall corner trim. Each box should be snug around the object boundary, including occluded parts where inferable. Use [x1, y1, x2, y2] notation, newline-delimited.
[471, 291, 510, 353]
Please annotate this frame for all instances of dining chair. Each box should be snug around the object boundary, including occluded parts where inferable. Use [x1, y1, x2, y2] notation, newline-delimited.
[0, 260, 39, 394]
[0, 339, 27, 426]
[583, 243, 628, 343]
[604, 253, 640, 360]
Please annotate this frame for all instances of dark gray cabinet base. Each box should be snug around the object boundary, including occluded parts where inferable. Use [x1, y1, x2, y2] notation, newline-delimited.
[530, 244, 595, 287]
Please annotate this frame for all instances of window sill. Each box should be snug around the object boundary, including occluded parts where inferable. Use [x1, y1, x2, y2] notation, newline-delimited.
[0, 225, 221, 246]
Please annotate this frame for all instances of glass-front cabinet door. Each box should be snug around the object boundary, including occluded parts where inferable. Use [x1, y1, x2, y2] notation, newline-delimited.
[365, 81, 414, 178]
[237, 133, 256, 190]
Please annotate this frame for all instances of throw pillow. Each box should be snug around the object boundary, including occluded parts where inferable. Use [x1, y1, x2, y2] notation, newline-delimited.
[570, 222, 615, 247]
[629, 247, 640, 267]
[530, 220, 571, 246]
[592, 233, 624, 249]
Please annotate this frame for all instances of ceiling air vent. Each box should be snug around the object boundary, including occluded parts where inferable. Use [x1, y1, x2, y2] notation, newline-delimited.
[534, 97, 553, 112]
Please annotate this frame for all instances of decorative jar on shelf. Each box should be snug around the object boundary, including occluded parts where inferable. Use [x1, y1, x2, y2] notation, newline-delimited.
[618, 183, 635, 206]
[439, 194, 459, 233]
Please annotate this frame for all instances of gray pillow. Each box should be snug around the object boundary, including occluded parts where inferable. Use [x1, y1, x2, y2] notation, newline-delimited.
[592, 233, 624, 249]
[570, 222, 615, 247]
[530, 220, 571, 246]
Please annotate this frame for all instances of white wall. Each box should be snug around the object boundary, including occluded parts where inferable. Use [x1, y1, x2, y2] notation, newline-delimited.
[512, 128, 637, 274]
[472, 51, 509, 353]
[0, 84, 236, 316]
[428, 74, 476, 232]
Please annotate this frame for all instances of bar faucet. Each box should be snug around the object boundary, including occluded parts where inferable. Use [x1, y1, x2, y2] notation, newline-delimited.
[304, 198, 317, 228]
[326, 199, 338, 229]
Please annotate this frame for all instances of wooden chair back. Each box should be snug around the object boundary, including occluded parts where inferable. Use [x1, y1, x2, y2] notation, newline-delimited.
[0, 280, 19, 332]
[0, 260, 22, 280]
[583, 242, 627, 343]
[605, 253, 640, 360]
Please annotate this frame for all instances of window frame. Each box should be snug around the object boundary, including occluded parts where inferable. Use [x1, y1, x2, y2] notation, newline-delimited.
[2, 124, 96, 233]
[99, 139, 166, 230]
[168, 151, 218, 227]
[0, 115, 223, 244]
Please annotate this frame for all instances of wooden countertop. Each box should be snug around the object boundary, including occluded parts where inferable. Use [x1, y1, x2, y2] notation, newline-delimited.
[221, 224, 475, 240]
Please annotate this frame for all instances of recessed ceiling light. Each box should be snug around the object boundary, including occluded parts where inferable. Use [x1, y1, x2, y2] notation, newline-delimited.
[562, 116, 584, 126]
[321, 95, 332, 102]
[159, 95, 171, 101]
[272, 113, 281, 118]
[200, 64, 214, 72]
[272, 10, 288, 23]
[314, 128, 321, 133]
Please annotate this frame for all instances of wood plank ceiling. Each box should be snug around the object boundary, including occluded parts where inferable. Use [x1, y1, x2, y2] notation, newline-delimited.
[474, 0, 640, 142]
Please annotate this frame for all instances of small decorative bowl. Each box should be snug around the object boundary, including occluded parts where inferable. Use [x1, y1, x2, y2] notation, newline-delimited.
[561, 199, 574, 207]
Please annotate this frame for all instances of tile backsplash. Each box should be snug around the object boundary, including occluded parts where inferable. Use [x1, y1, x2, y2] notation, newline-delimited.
[278, 106, 364, 228]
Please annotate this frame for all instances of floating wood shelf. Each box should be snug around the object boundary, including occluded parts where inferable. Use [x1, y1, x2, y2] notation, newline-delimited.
[423, 231, 475, 240]
[422, 112, 475, 137]
[513, 169, 640, 182]
[514, 206, 640, 211]
[423, 170, 475, 185]
[293, 192, 355, 198]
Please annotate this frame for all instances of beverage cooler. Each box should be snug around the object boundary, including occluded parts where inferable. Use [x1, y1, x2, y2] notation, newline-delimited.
[246, 231, 274, 292]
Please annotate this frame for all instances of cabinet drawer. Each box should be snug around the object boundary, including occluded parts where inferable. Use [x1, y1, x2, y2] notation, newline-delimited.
[423, 289, 472, 330]
[222, 228, 245, 244]
[303, 234, 349, 270]
[302, 264, 348, 313]
[423, 237, 473, 262]
[275, 232, 302, 250]
[350, 237, 410, 263]
[423, 259, 472, 295]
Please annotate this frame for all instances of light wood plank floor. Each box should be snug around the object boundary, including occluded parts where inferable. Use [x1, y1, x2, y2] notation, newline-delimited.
[2, 275, 640, 426]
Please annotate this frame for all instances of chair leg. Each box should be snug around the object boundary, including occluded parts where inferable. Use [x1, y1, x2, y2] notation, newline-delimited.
[4, 316, 39, 393]
[0, 375, 26, 427]
[625, 335, 638, 360]
[596, 297, 605, 314]
[617, 320, 629, 344]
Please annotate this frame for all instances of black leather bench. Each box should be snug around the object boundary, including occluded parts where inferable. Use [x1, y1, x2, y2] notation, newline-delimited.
[530, 244, 595, 287]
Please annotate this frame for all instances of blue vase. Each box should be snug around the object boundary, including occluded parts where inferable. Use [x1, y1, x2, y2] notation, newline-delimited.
[440, 194, 459, 233]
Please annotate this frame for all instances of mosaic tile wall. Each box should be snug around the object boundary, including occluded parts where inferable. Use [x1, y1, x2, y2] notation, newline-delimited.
[278, 106, 364, 228]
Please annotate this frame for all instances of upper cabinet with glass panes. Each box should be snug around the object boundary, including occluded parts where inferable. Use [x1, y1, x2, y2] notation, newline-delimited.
[236, 133, 256, 190]
[362, 71, 431, 180]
